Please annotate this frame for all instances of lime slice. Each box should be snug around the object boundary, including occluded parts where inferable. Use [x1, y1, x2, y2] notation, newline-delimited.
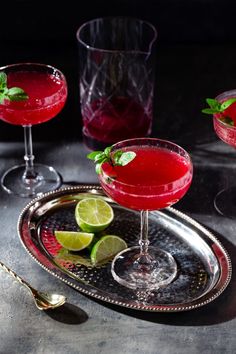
[90, 235, 127, 266]
[55, 231, 94, 251]
[75, 197, 114, 232]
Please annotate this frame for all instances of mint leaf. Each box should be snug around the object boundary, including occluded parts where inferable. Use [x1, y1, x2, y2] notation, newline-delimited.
[7, 87, 24, 95]
[113, 150, 123, 164]
[104, 146, 112, 157]
[0, 72, 7, 88]
[0, 72, 28, 104]
[220, 98, 236, 111]
[201, 108, 217, 114]
[0, 93, 7, 104]
[87, 145, 136, 174]
[95, 163, 103, 174]
[7, 87, 28, 101]
[87, 150, 110, 174]
[202, 98, 221, 114]
[206, 98, 220, 110]
[94, 153, 106, 163]
[87, 151, 103, 160]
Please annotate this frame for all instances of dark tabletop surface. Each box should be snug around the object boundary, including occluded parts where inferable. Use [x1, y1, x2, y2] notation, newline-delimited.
[1, 1, 236, 353]
[0, 138, 235, 354]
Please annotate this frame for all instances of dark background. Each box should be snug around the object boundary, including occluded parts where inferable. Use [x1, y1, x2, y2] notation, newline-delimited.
[1, 0, 236, 148]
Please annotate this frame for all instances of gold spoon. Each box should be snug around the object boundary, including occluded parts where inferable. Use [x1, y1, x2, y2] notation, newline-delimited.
[0, 261, 66, 310]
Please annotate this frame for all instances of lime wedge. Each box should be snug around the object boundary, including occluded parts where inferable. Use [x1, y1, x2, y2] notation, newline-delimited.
[90, 235, 127, 266]
[75, 197, 114, 232]
[55, 231, 94, 251]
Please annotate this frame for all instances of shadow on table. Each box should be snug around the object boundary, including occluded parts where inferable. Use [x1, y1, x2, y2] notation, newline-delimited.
[86, 231, 236, 326]
[45, 302, 89, 325]
[177, 144, 236, 216]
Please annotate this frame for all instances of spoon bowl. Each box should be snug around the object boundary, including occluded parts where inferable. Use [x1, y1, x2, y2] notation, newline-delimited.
[0, 261, 66, 310]
[33, 291, 66, 310]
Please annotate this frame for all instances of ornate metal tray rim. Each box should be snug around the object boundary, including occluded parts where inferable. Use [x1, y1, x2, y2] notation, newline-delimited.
[17, 185, 232, 312]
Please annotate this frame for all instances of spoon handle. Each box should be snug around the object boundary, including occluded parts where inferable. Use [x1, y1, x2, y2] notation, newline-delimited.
[0, 261, 34, 293]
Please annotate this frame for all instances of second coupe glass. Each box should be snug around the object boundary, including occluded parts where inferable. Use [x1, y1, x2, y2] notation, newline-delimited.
[0, 63, 67, 197]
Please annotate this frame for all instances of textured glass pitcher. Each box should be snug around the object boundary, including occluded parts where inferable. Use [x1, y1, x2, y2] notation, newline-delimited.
[76, 17, 157, 149]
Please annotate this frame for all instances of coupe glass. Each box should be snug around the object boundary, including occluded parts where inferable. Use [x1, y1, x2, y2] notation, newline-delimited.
[98, 138, 193, 291]
[213, 89, 236, 217]
[0, 63, 67, 197]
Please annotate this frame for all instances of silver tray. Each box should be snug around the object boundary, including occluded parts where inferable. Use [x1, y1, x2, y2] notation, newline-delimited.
[17, 185, 232, 312]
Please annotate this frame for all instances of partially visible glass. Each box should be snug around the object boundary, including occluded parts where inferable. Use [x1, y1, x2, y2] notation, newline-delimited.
[0, 63, 67, 197]
[213, 90, 236, 148]
[76, 17, 157, 150]
[212, 89, 236, 217]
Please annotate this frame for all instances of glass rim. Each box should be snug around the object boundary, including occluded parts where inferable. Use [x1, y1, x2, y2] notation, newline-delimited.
[215, 89, 236, 100]
[0, 62, 67, 82]
[76, 16, 158, 54]
[100, 137, 193, 190]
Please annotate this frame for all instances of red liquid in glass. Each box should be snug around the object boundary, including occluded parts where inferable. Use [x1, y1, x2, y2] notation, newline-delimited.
[0, 71, 67, 125]
[82, 96, 152, 143]
[100, 146, 192, 210]
[214, 116, 236, 148]
[214, 97, 236, 148]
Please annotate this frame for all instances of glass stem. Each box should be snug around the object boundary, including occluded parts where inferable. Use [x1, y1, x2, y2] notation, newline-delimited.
[22, 125, 38, 182]
[139, 210, 150, 254]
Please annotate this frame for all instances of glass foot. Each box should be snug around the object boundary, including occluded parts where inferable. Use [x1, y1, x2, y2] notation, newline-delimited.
[214, 186, 236, 218]
[1, 163, 62, 198]
[111, 246, 177, 291]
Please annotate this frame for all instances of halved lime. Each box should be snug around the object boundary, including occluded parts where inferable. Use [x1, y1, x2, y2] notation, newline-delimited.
[90, 235, 127, 266]
[75, 197, 114, 232]
[54, 231, 94, 251]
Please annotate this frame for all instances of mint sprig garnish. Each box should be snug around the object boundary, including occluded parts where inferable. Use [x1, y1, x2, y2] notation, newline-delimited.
[87, 146, 136, 174]
[202, 97, 236, 114]
[0, 72, 28, 104]
[202, 97, 236, 126]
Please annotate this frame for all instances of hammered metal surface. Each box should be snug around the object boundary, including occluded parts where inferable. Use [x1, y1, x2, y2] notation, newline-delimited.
[18, 186, 232, 312]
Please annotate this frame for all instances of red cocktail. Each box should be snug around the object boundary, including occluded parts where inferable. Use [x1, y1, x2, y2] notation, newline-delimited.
[98, 138, 193, 291]
[213, 90, 236, 148]
[100, 144, 191, 211]
[0, 63, 67, 197]
[0, 70, 67, 126]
